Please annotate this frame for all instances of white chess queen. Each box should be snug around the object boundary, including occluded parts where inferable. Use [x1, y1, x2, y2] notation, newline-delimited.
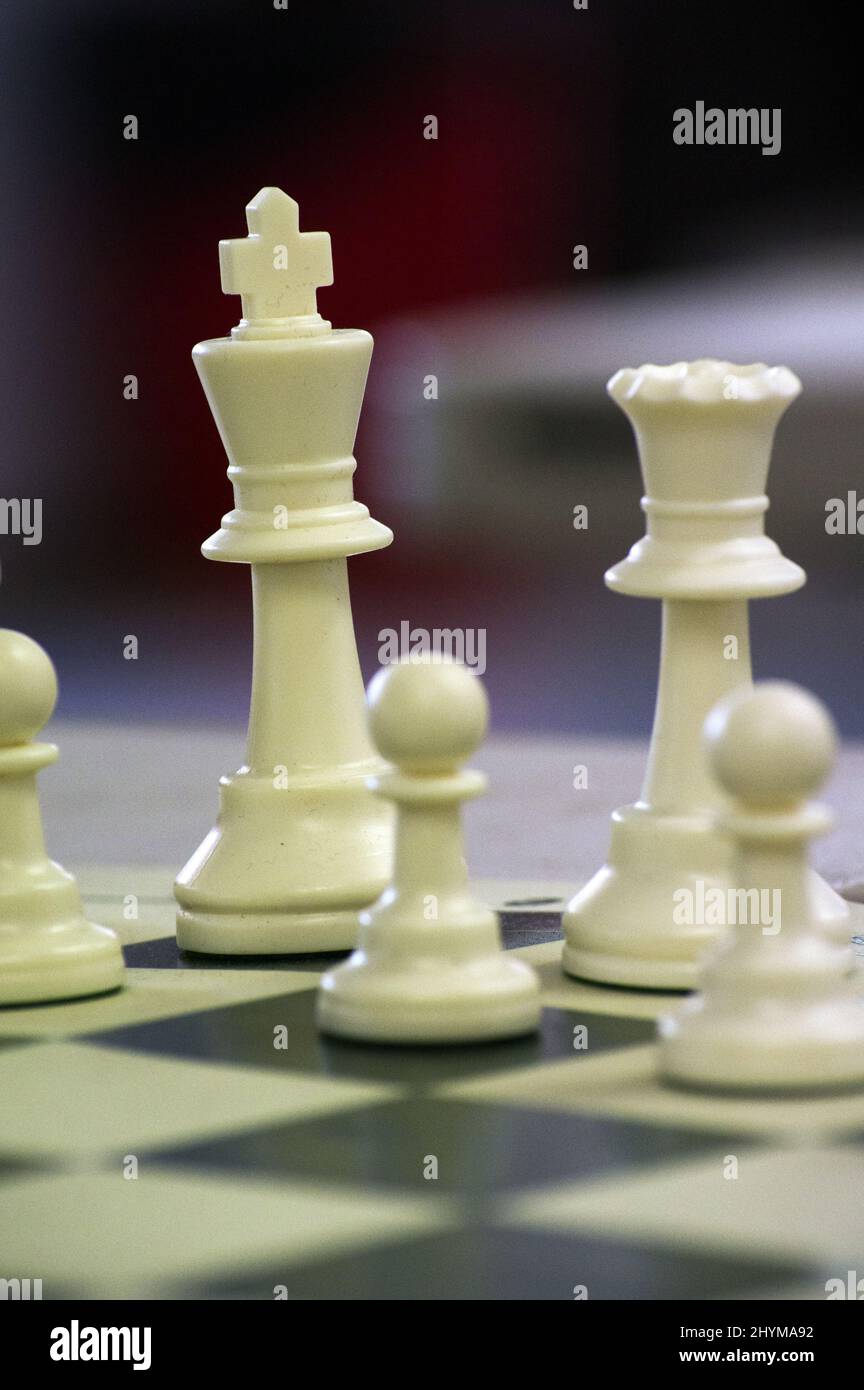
[563, 360, 850, 991]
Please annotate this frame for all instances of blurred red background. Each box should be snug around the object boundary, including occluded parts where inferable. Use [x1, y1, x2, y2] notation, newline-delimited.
[1, 0, 862, 733]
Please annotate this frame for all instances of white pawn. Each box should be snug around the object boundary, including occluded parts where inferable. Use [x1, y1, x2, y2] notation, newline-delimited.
[659, 681, 864, 1091]
[317, 659, 541, 1044]
[0, 631, 124, 1005]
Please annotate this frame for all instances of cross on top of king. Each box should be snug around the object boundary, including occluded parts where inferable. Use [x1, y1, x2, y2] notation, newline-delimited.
[219, 187, 334, 339]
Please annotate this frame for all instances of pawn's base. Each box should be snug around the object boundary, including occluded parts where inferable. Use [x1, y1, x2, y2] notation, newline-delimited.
[0, 920, 124, 1006]
[317, 953, 541, 1045]
[658, 996, 864, 1092]
[176, 907, 360, 955]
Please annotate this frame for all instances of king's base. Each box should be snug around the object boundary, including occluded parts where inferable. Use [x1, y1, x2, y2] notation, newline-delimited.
[658, 998, 864, 1092]
[0, 920, 124, 1006]
[174, 767, 393, 956]
[176, 906, 361, 955]
[316, 954, 541, 1045]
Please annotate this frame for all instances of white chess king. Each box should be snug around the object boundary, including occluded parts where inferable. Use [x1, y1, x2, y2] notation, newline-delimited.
[562, 360, 850, 990]
[175, 189, 394, 954]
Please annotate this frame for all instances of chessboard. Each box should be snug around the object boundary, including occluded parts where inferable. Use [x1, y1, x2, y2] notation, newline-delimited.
[2, 859, 864, 1302]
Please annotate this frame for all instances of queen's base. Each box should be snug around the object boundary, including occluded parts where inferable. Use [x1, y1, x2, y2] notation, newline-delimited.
[562, 805, 728, 991]
[563, 803, 856, 991]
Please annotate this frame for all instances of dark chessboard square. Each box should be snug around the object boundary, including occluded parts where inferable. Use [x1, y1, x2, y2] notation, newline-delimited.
[122, 908, 559, 971]
[179, 1225, 808, 1301]
[89, 986, 654, 1087]
[149, 1096, 742, 1194]
[0, 1151, 54, 1185]
[122, 936, 347, 973]
[498, 910, 562, 950]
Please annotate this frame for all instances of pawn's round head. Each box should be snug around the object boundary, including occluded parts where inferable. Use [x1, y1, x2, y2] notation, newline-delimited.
[367, 657, 489, 774]
[0, 630, 58, 747]
[705, 681, 836, 809]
